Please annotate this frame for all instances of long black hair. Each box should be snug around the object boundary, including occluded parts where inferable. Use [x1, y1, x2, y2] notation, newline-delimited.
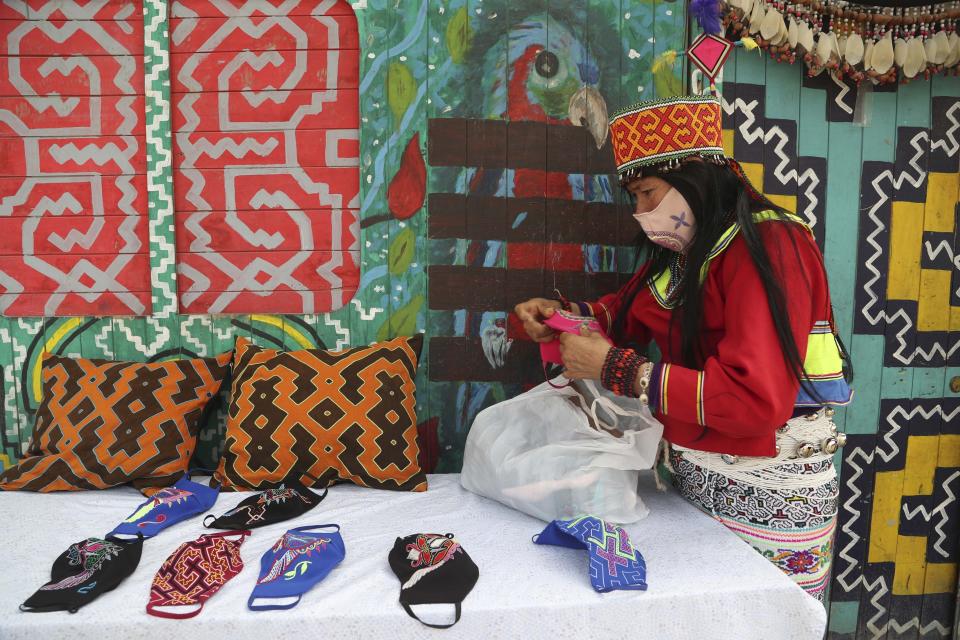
[611, 160, 851, 401]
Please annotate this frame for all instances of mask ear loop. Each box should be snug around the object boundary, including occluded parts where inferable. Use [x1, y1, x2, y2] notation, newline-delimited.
[401, 602, 463, 629]
[293, 469, 330, 501]
[291, 523, 341, 534]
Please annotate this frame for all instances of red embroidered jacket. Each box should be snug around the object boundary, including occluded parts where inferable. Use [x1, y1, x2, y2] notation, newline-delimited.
[588, 219, 836, 457]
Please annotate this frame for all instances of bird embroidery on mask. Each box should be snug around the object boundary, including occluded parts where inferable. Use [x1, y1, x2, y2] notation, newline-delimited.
[123, 487, 193, 525]
[39, 539, 122, 591]
[402, 534, 462, 589]
[222, 484, 312, 524]
[257, 532, 330, 585]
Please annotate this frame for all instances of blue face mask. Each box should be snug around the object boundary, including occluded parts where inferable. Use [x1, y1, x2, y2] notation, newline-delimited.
[533, 516, 647, 592]
[248, 524, 345, 611]
[108, 474, 220, 539]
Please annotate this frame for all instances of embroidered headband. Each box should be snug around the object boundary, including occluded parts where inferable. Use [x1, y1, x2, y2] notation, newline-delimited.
[608, 94, 770, 208]
[608, 94, 726, 182]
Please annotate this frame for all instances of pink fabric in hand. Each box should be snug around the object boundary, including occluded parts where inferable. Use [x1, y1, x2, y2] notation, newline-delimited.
[540, 310, 612, 365]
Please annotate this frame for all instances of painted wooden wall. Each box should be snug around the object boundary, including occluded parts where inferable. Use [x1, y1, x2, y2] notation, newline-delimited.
[0, 1, 957, 636]
[720, 51, 960, 638]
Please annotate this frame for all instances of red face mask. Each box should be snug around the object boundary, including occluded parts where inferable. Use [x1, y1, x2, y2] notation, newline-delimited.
[146, 530, 251, 619]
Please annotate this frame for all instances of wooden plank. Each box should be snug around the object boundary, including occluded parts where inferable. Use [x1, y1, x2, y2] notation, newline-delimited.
[78, 316, 115, 359]
[0, 18, 143, 56]
[429, 117, 609, 170]
[5, 317, 44, 458]
[0, 215, 147, 255]
[0, 175, 149, 217]
[44, 316, 85, 360]
[428, 193, 625, 243]
[179, 288, 356, 315]
[620, 0, 655, 105]
[1, 291, 150, 317]
[169, 15, 360, 51]
[23, 1, 140, 20]
[904, 84, 955, 640]
[390, 0, 429, 432]
[762, 58, 800, 210]
[0, 135, 146, 175]
[0, 55, 144, 96]
[770, 62, 828, 246]
[0, 252, 149, 291]
[423, 0, 466, 447]
[245, 313, 290, 352]
[652, 0, 684, 98]
[0, 96, 146, 132]
[868, 88, 923, 640]
[0, 3, 27, 19]
[110, 316, 149, 363]
[846, 334, 885, 436]
[430, 337, 540, 383]
[823, 120, 861, 337]
[824, 120, 862, 435]
[172, 129, 357, 169]
[172, 167, 358, 212]
[170, 49, 359, 93]
[171, 89, 359, 131]
[0, 316, 25, 467]
[428, 264, 619, 311]
[177, 249, 360, 291]
[175, 209, 359, 253]
[172, 0, 358, 18]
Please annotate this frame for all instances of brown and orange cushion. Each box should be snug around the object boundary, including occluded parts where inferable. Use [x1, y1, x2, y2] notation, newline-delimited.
[214, 334, 427, 492]
[0, 352, 231, 494]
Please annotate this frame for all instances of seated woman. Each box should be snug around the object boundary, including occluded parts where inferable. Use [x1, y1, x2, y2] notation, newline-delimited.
[515, 95, 853, 603]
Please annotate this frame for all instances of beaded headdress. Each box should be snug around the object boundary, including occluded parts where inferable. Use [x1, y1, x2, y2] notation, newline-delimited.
[607, 94, 767, 206]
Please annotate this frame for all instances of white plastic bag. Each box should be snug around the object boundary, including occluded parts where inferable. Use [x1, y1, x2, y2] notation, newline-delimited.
[460, 376, 664, 524]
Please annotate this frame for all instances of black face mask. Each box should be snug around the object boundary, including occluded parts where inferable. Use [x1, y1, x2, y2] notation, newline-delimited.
[203, 475, 327, 530]
[388, 533, 479, 629]
[21, 535, 143, 613]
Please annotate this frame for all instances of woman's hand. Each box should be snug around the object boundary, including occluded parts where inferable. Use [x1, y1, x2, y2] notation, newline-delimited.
[514, 297, 562, 343]
[559, 327, 612, 380]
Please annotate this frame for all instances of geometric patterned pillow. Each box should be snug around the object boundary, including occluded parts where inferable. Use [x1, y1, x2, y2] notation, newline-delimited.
[0, 352, 232, 494]
[213, 334, 426, 492]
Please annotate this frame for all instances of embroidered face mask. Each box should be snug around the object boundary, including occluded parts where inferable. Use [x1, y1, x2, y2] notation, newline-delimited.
[204, 475, 327, 530]
[633, 186, 696, 252]
[248, 524, 345, 611]
[388, 533, 479, 629]
[540, 310, 612, 366]
[146, 530, 250, 619]
[21, 535, 143, 613]
[533, 516, 647, 592]
[109, 473, 220, 539]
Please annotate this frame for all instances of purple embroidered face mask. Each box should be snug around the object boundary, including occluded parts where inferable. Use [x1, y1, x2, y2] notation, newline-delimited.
[633, 186, 696, 252]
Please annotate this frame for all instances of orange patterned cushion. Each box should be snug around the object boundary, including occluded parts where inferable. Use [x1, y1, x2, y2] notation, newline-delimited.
[214, 335, 426, 492]
[0, 352, 231, 494]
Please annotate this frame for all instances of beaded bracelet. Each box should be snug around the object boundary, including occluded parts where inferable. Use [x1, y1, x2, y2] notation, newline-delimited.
[601, 347, 647, 398]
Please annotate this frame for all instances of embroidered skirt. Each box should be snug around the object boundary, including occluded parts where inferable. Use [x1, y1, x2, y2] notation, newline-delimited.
[667, 413, 840, 603]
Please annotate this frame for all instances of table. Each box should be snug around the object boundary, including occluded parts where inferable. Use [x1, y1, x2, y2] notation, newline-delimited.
[0, 473, 826, 639]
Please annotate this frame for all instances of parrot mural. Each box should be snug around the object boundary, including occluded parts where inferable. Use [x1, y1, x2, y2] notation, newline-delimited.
[427, 2, 627, 469]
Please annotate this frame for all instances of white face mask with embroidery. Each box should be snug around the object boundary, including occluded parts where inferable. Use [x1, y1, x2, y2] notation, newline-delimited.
[633, 187, 696, 253]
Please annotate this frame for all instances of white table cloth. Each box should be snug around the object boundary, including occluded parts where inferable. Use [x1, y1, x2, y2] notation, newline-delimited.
[0, 473, 826, 639]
